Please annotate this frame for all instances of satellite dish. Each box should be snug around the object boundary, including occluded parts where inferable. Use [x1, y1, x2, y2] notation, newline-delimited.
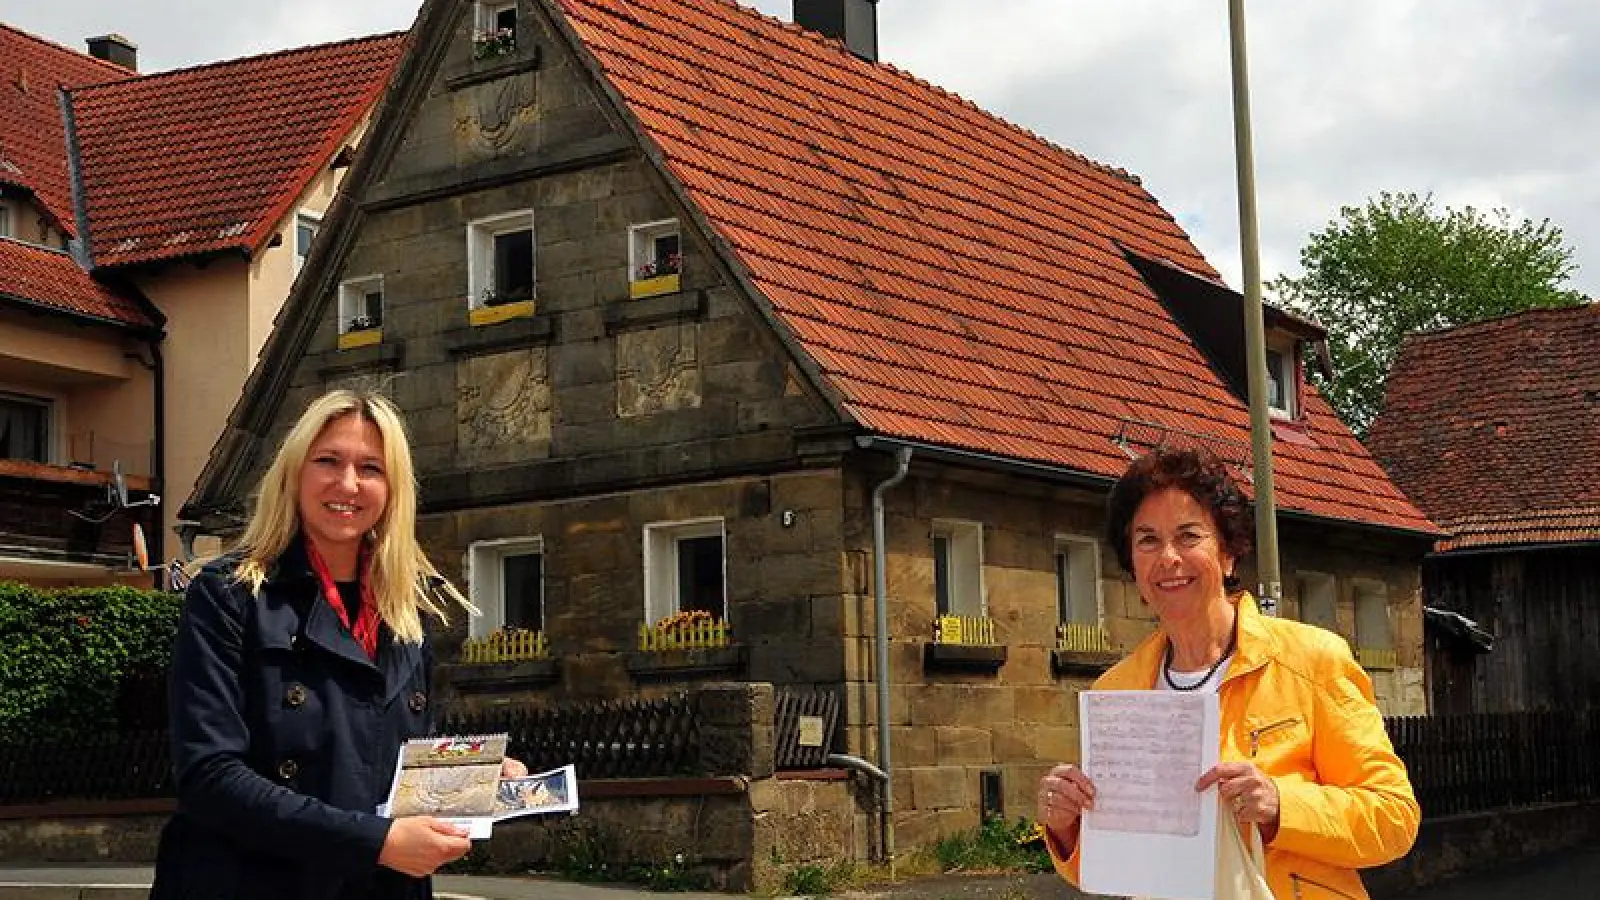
[132, 523, 149, 571]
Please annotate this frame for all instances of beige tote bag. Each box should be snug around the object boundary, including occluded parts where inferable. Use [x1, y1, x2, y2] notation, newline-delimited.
[1216, 815, 1276, 900]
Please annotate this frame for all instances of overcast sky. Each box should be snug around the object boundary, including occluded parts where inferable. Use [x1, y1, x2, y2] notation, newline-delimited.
[8, 0, 1599, 298]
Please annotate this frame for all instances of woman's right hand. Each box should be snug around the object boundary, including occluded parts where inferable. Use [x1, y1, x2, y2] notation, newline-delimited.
[1037, 764, 1096, 838]
[378, 816, 472, 877]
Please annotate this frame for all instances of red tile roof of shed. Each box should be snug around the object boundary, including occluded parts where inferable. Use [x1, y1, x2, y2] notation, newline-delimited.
[70, 32, 404, 268]
[557, 0, 1435, 535]
[1368, 303, 1600, 550]
[0, 23, 133, 234]
[0, 237, 154, 328]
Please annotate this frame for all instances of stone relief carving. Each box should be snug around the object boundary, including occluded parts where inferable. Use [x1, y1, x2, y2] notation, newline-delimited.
[617, 326, 702, 418]
[457, 348, 552, 466]
[454, 73, 538, 160]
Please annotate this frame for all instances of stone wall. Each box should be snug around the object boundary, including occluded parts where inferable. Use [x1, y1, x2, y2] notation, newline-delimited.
[838, 458, 1429, 850]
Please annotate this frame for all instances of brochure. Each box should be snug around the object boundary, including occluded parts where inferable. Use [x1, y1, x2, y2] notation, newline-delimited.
[378, 734, 578, 839]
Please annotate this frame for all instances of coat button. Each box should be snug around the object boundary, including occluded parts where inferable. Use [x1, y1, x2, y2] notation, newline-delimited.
[409, 691, 427, 713]
[289, 635, 301, 651]
[277, 759, 299, 780]
[285, 684, 307, 708]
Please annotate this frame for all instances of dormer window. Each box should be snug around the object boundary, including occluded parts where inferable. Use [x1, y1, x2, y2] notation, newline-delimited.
[629, 219, 681, 298]
[1266, 344, 1297, 418]
[0, 203, 12, 239]
[474, 1, 518, 60]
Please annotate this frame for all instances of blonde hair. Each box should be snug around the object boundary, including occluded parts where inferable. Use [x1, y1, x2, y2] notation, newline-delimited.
[233, 389, 472, 643]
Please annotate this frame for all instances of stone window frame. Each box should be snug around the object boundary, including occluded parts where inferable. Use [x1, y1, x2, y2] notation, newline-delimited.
[931, 518, 985, 619]
[466, 535, 545, 639]
[466, 210, 536, 311]
[337, 275, 384, 335]
[642, 517, 726, 626]
[293, 210, 321, 277]
[1054, 534, 1102, 627]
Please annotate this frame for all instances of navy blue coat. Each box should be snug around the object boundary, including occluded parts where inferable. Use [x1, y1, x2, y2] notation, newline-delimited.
[151, 537, 436, 900]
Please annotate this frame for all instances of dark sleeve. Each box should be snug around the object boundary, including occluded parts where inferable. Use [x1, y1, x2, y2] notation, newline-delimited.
[168, 568, 392, 874]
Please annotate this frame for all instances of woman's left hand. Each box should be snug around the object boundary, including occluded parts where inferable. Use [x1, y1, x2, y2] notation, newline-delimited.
[501, 757, 528, 779]
[1197, 762, 1280, 841]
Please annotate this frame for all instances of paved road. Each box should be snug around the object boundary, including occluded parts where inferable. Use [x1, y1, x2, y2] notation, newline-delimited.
[1395, 842, 1600, 899]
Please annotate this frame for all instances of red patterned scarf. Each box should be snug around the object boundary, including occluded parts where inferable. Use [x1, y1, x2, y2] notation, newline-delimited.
[304, 539, 381, 661]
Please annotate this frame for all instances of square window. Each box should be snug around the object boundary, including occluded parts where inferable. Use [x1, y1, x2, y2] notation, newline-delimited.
[467, 537, 544, 638]
[338, 276, 384, 333]
[629, 219, 682, 282]
[1055, 536, 1101, 626]
[1297, 571, 1337, 632]
[294, 212, 321, 276]
[644, 519, 725, 624]
[474, 1, 518, 58]
[468, 211, 536, 309]
[1266, 346, 1296, 417]
[931, 520, 984, 618]
[0, 392, 51, 463]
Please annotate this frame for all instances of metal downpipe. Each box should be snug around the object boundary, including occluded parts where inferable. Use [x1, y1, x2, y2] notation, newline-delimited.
[869, 445, 911, 866]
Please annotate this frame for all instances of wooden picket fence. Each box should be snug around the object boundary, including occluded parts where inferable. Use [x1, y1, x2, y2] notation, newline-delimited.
[1056, 622, 1115, 653]
[637, 617, 730, 651]
[460, 629, 548, 663]
[933, 614, 997, 645]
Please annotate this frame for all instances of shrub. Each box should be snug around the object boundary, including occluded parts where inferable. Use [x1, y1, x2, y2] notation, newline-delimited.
[0, 581, 181, 743]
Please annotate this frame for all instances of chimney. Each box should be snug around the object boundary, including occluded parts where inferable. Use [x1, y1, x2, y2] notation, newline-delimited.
[794, 0, 878, 62]
[86, 34, 138, 73]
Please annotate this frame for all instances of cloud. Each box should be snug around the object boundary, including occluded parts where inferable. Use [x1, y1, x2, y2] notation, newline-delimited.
[10, 0, 1600, 296]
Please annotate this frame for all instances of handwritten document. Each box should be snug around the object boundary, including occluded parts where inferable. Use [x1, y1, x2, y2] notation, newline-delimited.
[1078, 690, 1220, 900]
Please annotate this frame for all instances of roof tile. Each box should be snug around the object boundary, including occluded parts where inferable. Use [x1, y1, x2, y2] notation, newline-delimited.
[0, 237, 153, 327]
[1369, 303, 1600, 547]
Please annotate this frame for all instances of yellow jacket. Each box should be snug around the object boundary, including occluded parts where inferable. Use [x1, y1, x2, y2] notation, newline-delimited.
[1050, 594, 1419, 900]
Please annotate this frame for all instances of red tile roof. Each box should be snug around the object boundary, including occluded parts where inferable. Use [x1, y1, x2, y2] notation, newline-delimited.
[69, 32, 404, 268]
[0, 237, 154, 328]
[1368, 304, 1600, 550]
[0, 23, 133, 235]
[556, 0, 1435, 536]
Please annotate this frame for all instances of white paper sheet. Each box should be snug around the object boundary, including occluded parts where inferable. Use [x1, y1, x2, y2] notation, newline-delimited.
[1078, 690, 1220, 900]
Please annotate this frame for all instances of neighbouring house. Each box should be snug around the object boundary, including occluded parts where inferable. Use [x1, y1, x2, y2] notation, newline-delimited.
[1368, 303, 1600, 715]
[0, 21, 403, 585]
[182, 0, 1436, 858]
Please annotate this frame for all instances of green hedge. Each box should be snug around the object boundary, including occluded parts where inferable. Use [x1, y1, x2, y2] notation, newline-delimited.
[0, 582, 181, 743]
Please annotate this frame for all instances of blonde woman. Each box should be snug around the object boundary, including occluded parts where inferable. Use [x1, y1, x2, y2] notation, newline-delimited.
[152, 390, 523, 900]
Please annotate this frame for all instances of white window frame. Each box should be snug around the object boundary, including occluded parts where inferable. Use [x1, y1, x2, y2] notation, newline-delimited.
[1265, 343, 1297, 419]
[643, 517, 726, 625]
[1054, 535, 1102, 626]
[931, 519, 985, 618]
[467, 211, 536, 309]
[475, 0, 518, 35]
[338, 275, 384, 334]
[1296, 570, 1338, 633]
[1352, 578, 1392, 650]
[628, 219, 681, 283]
[293, 211, 321, 277]
[0, 390, 54, 464]
[466, 536, 544, 639]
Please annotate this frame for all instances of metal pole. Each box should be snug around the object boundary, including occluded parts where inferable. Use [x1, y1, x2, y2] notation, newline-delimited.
[1227, 0, 1281, 614]
[869, 446, 911, 867]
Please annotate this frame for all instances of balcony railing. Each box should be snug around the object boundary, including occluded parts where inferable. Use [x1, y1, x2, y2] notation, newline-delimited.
[1057, 621, 1115, 653]
[460, 629, 548, 663]
[638, 614, 730, 651]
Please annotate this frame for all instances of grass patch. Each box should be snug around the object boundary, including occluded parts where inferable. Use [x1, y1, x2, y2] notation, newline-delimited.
[912, 817, 1051, 875]
[781, 858, 871, 896]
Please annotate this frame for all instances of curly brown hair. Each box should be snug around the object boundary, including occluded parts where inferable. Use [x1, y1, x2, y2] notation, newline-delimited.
[1105, 446, 1252, 583]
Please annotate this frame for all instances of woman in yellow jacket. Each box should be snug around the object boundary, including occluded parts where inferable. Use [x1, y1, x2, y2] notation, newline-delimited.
[1037, 447, 1419, 900]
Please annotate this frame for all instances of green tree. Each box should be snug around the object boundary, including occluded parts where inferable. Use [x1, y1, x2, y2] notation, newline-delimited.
[1269, 191, 1585, 437]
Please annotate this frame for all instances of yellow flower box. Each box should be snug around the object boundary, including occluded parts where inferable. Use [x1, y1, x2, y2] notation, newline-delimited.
[630, 273, 681, 299]
[337, 328, 382, 350]
[469, 298, 536, 327]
